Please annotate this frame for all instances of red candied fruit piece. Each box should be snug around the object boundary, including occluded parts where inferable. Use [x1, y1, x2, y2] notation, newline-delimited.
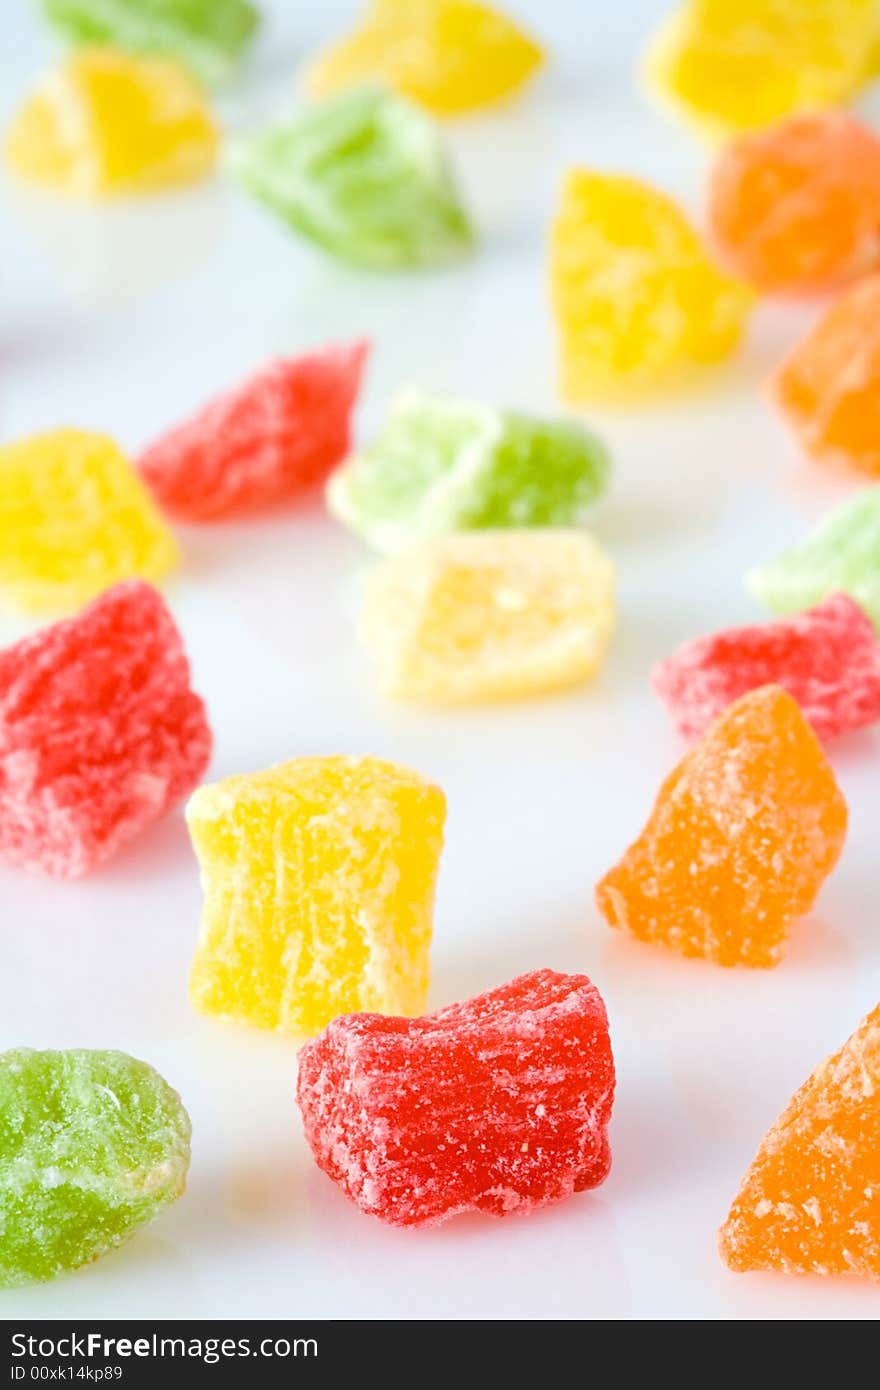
[296, 968, 615, 1229]
[653, 594, 880, 743]
[138, 340, 369, 521]
[0, 579, 211, 878]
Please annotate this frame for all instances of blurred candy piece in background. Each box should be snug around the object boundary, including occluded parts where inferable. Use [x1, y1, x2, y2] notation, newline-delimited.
[305, 0, 543, 115]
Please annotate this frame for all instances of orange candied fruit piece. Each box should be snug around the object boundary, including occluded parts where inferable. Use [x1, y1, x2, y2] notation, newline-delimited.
[595, 685, 847, 968]
[773, 274, 880, 476]
[709, 111, 880, 293]
[719, 1000, 880, 1278]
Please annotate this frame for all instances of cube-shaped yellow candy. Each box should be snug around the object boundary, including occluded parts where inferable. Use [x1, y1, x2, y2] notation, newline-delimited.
[0, 430, 179, 614]
[362, 530, 615, 703]
[187, 756, 446, 1037]
[5, 48, 218, 197]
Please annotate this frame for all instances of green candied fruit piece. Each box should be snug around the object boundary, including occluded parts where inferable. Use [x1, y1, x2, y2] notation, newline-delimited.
[464, 412, 611, 529]
[747, 487, 880, 633]
[40, 0, 259, 87]
[0, 1048, 191, 1288]
[229, 86, 475, 270]
[326, 389, 610, 553]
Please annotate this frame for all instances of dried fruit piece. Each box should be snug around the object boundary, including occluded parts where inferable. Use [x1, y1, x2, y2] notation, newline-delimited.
[772, 276, 880, 477]
[709, 112, 880, 293]
[327, 389, 610, 552]
[362, 530, 615, 703]
[0, 429, 178, 614]
[188, 756, 446, 1037]
[139, 342, 368, 521]
[305, 0, 543, 115]
[595, 686, 847, 968]
[5, 48, 218, 196]
[644, 0, 878, 141]
[297, 969, 615, 1228]
[653, 594, 880, 742]
[40, 0, 259, 88]
[748, 487, 880, 631]
[719, 1001, 880, 1278]
[229, 87, 474, 270]
[0, 581, 211, 878]
[0, 1048, 190, 1288]
[550, 169, 752, 401]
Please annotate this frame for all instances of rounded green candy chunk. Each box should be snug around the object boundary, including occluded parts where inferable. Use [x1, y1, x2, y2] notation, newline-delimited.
[748, 487, 880, 633]
[0, 1048, 191, 1288]
[229, 87, 475, 270]
[327, 389, 611, 552]
[40, 0, 259, 87]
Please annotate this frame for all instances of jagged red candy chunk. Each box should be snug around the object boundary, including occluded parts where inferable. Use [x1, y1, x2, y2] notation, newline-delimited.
[653, 594, 880, 742]
[139, 342, 368, 520]
[0, 580, 211, 877]
[296, 969, 615, 1228]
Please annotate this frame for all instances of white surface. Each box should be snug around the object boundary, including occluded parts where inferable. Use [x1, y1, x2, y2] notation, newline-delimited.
[2, 0, 880, 1322]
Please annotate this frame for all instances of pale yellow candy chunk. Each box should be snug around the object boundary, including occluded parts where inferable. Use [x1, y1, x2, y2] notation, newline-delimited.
[362, 529, 615, 703]
[550, 169, 752, 401]
[0, 429, 179, 614]
[5, 48, 218, 196]
[187, 756, 446, 1037]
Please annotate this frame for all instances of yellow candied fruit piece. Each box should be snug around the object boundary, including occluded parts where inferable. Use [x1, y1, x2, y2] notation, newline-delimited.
[0, 429, 179, 614]
[5, 48, 218, 196]
[549, 169, 753, 402]
[644, 0, 879, 141]
[305, 0, 543, 115]
[362, 530, 615, 704]
[187, 756, 446, 1038]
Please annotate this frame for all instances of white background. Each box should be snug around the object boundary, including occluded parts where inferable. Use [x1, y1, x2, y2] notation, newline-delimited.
[2, 0, 880, 1321]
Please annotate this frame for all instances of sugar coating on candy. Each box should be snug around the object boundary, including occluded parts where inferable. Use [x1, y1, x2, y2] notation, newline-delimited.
[138, 343, 369, 521]
[772, 276, 880, 478]
[748, 487, 880, 632]
[305, 0, 543, 115]
[229, 86, 474, 270]
[719, 1001, 880, 1278]
[550, 169, 752, 401]
[0, 429, 178, 614]
[362, 530, 615, 703]
[644, 0, 878, 142]
[595, 686, 847, 968]
[0, 1048, 190, 1288]
[708, 113, 880, 294]
[653, 595, 880, 743]
[0, 581, 211, 878]
[188, 756, 446, 1037]
[327, 388, 610, 553]
[40, 0, 259, 87]
[5, 48, 218, 197]
[297, 969, 615, 1228]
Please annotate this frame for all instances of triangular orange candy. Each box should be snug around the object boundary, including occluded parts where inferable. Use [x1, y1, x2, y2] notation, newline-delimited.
[719, 1003, 880, 1278]
[595, 685, 847, 967]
